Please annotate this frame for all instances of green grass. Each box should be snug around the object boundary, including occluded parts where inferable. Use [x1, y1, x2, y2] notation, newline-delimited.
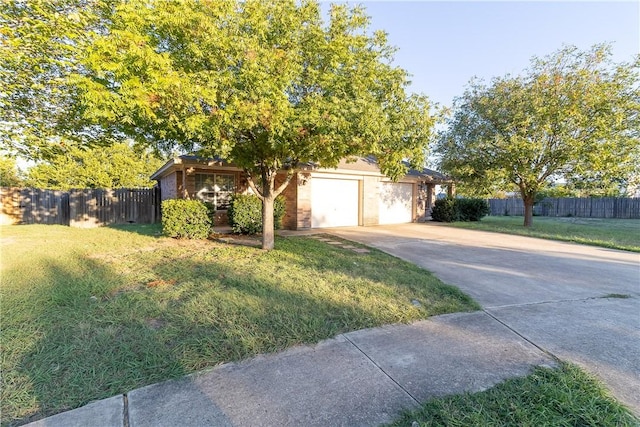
[446, 216, 640, 252]
[0, 224, 478, 426]
[390, 363, 639, 427]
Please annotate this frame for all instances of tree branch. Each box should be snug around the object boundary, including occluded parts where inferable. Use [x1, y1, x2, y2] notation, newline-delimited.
[244, 170, 264, 201]
[274, 169, 295, 197]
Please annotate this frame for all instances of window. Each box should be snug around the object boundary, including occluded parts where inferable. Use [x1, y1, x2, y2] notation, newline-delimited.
[195, 173, 235, 209]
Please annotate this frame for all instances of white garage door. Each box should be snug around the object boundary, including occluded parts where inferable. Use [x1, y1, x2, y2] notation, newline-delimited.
[311, 178, 359, 228]
[379, 182, 413, 225]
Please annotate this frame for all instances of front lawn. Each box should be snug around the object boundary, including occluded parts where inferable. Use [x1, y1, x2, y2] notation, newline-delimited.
[446, 216, 640, 252]
[390, 363, 639, 426]
[0, 224, 478, 425]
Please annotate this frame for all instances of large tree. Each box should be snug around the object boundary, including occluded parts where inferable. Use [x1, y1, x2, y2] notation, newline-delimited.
[69, 0, 434, 249]
[25, 143, 163, 190]
[0, 1, 108, 159]
[436, 45, 640, 226]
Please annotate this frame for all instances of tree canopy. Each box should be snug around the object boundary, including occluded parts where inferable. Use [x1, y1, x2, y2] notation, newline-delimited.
[25, 143, 164, 190]
[66, 0, 434, 248]
[0, 156, 23, 187]
[436, 44, 640, 226]
[0, 1, 106, 159]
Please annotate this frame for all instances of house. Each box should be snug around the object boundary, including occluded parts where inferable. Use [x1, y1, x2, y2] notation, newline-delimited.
[150, 155, 453, 229]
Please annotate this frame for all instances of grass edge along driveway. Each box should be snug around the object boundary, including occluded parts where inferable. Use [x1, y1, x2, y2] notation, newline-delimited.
[1, 224, 477, 425]
[446, 216, 640, 252]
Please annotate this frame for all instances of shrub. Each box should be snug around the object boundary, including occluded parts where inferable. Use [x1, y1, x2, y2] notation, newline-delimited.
[431, 197, 458, 222]
[162, 199, 212, 239]
[203, 202, 217, 222]
[456, 198, 490, 221]
[227, 194, 286, 234]
[431, 197, 489, 222]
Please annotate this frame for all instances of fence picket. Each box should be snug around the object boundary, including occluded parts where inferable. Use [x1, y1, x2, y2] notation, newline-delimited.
[1, 187, 161, 227]
[488, 197, 640, 219]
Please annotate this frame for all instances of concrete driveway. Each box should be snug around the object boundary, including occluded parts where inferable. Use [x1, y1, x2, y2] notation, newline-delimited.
[329, 222, 640, 414]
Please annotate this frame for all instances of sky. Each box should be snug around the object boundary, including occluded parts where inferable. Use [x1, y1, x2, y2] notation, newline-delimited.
[323, 1, 640, 109]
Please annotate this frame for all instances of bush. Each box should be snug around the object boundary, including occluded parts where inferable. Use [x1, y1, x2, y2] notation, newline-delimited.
[162, 199, 212, 239]
[431, 197, 458, 222]
[227, 194, 286, 234]
[456, 198, 490, 221]
[431, 197, 489, 222]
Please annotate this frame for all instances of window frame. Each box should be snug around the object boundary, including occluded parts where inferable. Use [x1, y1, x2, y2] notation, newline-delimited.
[194, 173, 236, 210]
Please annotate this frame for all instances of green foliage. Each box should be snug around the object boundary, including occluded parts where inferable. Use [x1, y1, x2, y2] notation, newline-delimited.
[202, 202, 217, 223]
[0, 156, 23, 187]
[456, 198, 490, 221]
[74, 0, 434, 176]
[70, 0, 435, 249]
[3, 0, 437, 248]
[227, 194, 285, 234]
[25, 143, 164, 190]
[431, 198, 458, 222]
[274, 198, 286, 228]
[536, 185, 579, 200]
[431, 197, 489, 222]
[0, 1, 106, 159]
[436, 44, 640, 226]
[161, 199, 212, 239]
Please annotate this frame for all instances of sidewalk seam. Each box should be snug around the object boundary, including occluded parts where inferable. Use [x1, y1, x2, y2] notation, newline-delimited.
[123, 393, 130, 427]
[342, 334, 422, 407]
[482, 310, 561, 363]
[484, 294, 635, 310]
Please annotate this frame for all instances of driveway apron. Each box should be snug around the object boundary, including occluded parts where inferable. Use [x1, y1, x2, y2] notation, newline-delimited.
[328, 223, 640, 414]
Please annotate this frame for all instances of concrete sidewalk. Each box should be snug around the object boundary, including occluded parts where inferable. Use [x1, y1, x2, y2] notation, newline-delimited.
[26, 312, 555, 427]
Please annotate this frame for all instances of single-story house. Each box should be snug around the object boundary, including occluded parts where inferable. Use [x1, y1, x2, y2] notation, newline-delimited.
[150, 155, 453, 230]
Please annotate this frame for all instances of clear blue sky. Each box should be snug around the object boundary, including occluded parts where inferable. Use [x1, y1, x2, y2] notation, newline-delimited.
[323, 1, 639, 108]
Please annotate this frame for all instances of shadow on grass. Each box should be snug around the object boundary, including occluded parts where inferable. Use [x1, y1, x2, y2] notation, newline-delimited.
[275, 235, 480, 314]
[108, 223, 164, 237]
[3, 235, 472, 425]
[4, 256, 186, 426]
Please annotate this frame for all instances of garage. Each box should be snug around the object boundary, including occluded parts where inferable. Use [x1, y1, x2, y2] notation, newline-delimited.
[311, 177, 359, 228]
[378, 182, 413, 225]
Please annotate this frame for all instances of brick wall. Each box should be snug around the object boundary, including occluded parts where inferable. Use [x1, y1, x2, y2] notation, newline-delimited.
[176, 171, 185, 198]
[276, 172, 312, 230]
[361, 176, 380, 226]
[295, 173, 312, 229]
[412, 182, 418, 221]
[278, 173, 297, 230]
[159, 173, 178, 201]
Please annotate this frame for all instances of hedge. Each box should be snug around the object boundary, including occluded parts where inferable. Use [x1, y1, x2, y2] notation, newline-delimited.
[431, 197, 489, 222]
[162, 199, 212, 239]
[227, 194, 286, 234]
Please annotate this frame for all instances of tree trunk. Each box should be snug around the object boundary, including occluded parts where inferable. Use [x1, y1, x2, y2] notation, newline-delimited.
[261, 194, 275, 250]
[523, 196, 535, 227]
[245, 168, 294, 251]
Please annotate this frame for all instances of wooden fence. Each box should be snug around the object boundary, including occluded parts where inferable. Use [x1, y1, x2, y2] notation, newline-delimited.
[0, 187, 161, 227]
[488, 197, 640, 219]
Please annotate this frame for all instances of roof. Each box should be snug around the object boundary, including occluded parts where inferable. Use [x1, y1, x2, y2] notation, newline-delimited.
[150, 155, 452, 183]
[403, 162, 452, 183]
[328, 156, 452, 182]
[150, 155, 231, 181]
